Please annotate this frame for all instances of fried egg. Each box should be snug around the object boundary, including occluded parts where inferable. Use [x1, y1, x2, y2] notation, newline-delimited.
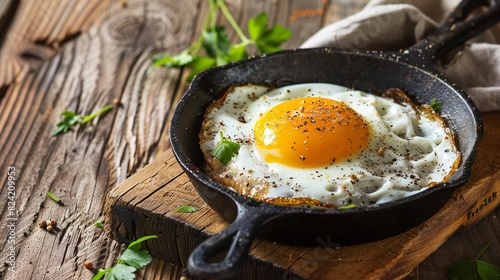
[199, 83, 460, 208]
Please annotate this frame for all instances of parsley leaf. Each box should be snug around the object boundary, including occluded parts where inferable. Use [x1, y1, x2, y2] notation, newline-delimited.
[92, 235, 157, 280]
[186, 56, 217, 81]
[448, 243, 500, 280]
[448, 259, 479, 280]
[477, 260, 500, 280]
[127, 235, 158, 251]
[51, 111, 81, 136]
[119, 248, 152, 269]
[92, 269, 111, 280]
[152, 0, 291, 81]
[105, 264, 136, 280]
[429, 98, 443, 112]
[226, 43, 249, 62]
[177, 205, 199, 213]
[212, 131, 240, 165]
[248, 12, 268, 42]
[51, 105, 113, 136]
[249, 13, 292, 53]
[152, 50, 194, 68]
[202, 26, 231, 61]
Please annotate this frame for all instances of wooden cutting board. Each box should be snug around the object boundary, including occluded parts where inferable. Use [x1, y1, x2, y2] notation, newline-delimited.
[104, 112, 500, 280]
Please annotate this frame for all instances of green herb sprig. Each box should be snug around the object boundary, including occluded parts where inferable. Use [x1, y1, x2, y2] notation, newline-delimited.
[212, 131, 240, 165]
[95, 221, 104, 228]
[337, 204, 356, 210]
[447, 243, 500, 280]
[429, 98, 442, 112]
[92, 235, 158, 280]
[177, 205, 199, 213]
[46, 191, 62, 205]
[51, 105, 113, 137]
[152, 0, 291, 81]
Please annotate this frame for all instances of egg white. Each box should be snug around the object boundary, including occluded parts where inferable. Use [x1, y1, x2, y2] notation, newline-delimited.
[199, 83, 460, 207]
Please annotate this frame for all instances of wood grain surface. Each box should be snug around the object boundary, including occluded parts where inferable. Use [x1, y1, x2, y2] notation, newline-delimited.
[0, 0, 498, 279]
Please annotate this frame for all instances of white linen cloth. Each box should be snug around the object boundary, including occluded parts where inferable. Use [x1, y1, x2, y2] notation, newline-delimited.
[301, 0, 500, 111]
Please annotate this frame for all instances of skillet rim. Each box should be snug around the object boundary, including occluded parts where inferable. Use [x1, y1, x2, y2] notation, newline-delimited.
[169, 46, 483, 215]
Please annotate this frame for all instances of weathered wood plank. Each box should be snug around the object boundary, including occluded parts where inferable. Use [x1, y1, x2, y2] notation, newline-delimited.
[0, 0, 201, 279]
[0, 0, 110, 87]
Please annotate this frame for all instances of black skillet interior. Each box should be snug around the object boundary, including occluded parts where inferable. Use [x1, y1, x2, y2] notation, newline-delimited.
[169, 0, 499, 278]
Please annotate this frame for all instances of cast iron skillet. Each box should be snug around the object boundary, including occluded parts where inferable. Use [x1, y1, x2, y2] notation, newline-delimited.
[170, 0, 499, 279]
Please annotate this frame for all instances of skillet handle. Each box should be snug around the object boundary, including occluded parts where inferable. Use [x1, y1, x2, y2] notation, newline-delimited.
[408, 0, 500, 69]
[187, 203, 277, 280]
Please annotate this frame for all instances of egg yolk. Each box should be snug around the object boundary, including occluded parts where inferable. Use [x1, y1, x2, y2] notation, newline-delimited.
[254, 97, 370, 167]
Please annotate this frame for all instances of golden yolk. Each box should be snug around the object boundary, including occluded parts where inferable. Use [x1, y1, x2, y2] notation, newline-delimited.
[254, 97, 370, 167]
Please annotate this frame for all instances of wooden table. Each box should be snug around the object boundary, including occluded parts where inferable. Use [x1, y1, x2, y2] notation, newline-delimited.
[0, 0, 498, 279]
